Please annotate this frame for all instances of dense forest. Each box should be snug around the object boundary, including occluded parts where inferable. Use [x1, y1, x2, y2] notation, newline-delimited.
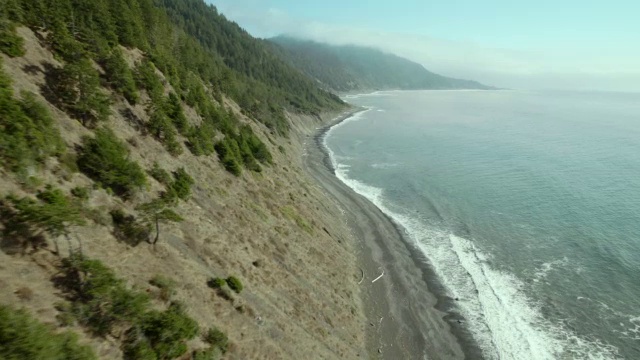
[0, 0, 348, 173]
[269, 36, 493, 92]
[3, 0, 344, 131]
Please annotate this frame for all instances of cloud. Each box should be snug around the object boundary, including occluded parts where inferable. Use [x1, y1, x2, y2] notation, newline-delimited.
[211, 0, 640, 91]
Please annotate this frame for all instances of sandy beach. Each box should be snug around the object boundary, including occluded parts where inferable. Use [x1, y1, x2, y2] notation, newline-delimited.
[303, 109, 482, 359]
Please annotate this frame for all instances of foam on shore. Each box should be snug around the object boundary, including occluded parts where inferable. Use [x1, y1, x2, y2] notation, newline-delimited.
[322, 108, 621, 360]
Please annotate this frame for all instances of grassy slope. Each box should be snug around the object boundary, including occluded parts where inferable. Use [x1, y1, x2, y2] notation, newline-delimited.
[0, 23, 365, 360]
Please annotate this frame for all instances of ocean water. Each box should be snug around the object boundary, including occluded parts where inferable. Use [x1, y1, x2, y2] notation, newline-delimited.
[324, 90, 640, 359]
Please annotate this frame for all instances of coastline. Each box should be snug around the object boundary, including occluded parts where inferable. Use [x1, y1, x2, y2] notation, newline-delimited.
[303, 107, 484, 359]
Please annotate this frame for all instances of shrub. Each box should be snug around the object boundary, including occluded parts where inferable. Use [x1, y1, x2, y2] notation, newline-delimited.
[150, 165, 193, 202]
[148, 162, 172, 185]
[0, 67, 65, 174]
[54, 302, 76, 327]
[56, 254, 150, 336]
[215, 139, 242, 176]
[135, 59, 163, 101]
[0, 21, 25, 57]
[238, 125, 272, 164]
[203, 327, 228, 353]
[77, 128, 147, 198]
[147, 105, 183, 156]
[70, 186, 90, 200]
[125, 302, 199, 360]
[46, 23, 86, 62]
[186, 122, 216, 156]
[206, 277, 226, 289]
[169, 167, 194, 201]
[164, 92, 188, 135]
[222, 156, 242, 176]
[122, 334, 157, 360]
[214, 127, 272, 175]
[0, 305, 97, 360]
[101, 48, 139, 104]
[56, 255, 200, 360]
[6, 186, 85, 240]
[47, 58, 110, 127]
[225, 276, 243, 294]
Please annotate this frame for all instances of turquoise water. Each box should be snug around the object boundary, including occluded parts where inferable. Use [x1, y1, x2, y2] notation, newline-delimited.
[324, 90, 640, 359]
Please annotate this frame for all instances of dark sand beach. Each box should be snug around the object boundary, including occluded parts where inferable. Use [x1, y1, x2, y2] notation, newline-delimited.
[303, 109, 483, 359]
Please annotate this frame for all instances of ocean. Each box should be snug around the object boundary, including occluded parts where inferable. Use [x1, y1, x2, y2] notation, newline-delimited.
[323, 90, 640, 359]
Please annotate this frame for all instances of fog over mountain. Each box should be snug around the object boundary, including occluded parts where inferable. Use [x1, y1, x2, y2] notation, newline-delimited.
[268, 36, 494, 92]
[211, 0, 640, 92]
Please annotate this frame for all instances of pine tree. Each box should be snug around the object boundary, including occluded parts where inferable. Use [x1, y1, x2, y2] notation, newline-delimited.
[48, 58, 110, 126]
[101, 48, 139, 104]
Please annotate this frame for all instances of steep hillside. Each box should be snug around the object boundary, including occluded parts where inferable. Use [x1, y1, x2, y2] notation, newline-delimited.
[269, 36, 494, 92]
[0, 1, 365, 359]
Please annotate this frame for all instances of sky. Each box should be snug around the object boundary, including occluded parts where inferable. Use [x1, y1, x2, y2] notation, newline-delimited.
[208, 0, 640, 91]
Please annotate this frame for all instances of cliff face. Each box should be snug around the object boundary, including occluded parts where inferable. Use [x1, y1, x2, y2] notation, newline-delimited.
[0, 26, 365, 359]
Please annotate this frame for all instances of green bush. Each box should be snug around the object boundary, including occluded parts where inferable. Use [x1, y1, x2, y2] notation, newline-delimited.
[47, 58, 110, 127]
[150, 165, 194, 203]
[203, 327, 228, 354]
[122, 334, 157, 360]
[225, 276, 243, 294]
[238, 125, 272, 164]
[57, 255, 200, 359]
[135, 59, 163, 101]
[125, 302, 199, 360]
[57, 254, 150, 336]
[186, 122, 216, 156]
[0, 66, 65, 174]
[0, 305, 97, 360]
[164, 92, 188, 135]
[214, 126, 272, 175]
[169, 167, 194, 201]
[77, 128, 147, 198]
[206, 278, 226, 289]
[0, 21, 25, 57]
[71, 186, 90, 200]
[215, 139, 242, 176]
[147, 104, 183, 156]
[101, 48, 139, 104]
[46, 23, 86, 62]
[222, 156, 242, 176]
[148, 162, 172, 185]
[6, 186, 85, 240]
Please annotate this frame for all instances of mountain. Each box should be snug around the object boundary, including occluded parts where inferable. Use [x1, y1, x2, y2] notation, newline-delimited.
[269, 36, 494, 92]
[0, 0, 364, 359]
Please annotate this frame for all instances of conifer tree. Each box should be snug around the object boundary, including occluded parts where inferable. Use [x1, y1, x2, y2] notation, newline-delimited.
[49, 58, 110, 126]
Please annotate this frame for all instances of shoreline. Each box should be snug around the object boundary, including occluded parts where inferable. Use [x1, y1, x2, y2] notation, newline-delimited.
[303, 107, 484, 359]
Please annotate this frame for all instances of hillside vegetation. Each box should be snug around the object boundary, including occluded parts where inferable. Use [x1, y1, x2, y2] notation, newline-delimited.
[269, 36, 493, 92]
[0, 0, 364, 359]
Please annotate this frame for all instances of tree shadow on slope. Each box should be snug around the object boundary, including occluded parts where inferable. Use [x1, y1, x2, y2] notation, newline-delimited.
[0, 200, 48, 255]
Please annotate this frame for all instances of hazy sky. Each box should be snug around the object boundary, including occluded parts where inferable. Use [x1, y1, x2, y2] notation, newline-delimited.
[208, 0, 640, 91]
